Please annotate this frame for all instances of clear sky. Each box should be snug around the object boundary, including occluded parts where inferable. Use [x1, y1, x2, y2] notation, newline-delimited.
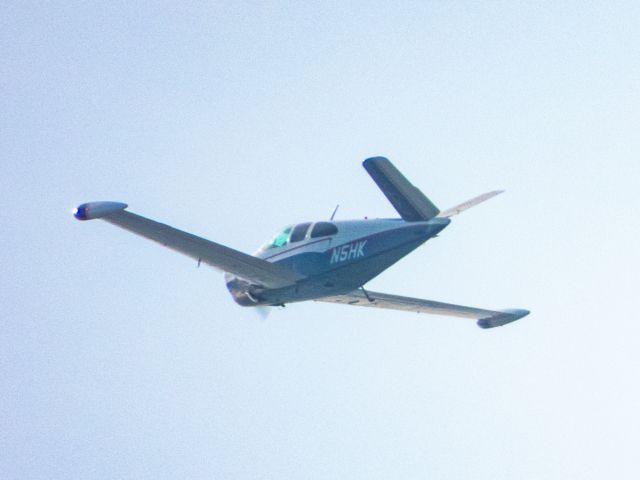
[2, 1, 639, 479]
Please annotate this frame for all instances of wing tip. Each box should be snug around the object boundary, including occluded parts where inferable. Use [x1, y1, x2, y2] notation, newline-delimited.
[477, 308, 530, 329]
[73, 201, 128, 221]
[363, 155, 389, 165]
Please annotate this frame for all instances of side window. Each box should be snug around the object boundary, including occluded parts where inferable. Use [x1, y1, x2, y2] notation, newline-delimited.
[310, 222, 338, 238]
[289, 222, 312, 243]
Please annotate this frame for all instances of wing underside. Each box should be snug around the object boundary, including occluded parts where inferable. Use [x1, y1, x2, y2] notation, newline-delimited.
[317, 289, 529, 328]
[74, 202, 303, 289]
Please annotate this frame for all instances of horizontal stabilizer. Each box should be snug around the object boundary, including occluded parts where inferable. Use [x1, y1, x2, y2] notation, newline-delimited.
[363, 157, 440, 221]
[317, 289, 529, 328]
[73, 202, 304, 289]
[437, 190, 504, 218]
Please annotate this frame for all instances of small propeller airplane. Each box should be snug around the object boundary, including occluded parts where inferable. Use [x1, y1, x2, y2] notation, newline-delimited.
[74, 157, 529, 328]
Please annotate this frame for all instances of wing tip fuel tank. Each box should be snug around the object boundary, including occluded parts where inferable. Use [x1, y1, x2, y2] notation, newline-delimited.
[73, 201, 128, 220]
[476, 308, 530, 329]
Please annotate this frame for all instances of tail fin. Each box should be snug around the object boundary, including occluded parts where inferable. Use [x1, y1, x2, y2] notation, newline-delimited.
[437, 190, 504, 218]
[363, 157, 440, 221]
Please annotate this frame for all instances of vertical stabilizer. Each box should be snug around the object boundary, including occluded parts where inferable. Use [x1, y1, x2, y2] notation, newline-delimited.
[363, 157, 440, 221]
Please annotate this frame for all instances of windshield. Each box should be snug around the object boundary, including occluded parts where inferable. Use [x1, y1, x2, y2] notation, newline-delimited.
[260, 226, 292, 251]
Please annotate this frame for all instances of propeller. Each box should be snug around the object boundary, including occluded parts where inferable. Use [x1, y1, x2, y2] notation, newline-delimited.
[255, 306, 272, 320]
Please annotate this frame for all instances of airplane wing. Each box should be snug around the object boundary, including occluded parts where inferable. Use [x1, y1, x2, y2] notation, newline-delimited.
[73, 201, 304, 289]
[316, 289, 529, 328]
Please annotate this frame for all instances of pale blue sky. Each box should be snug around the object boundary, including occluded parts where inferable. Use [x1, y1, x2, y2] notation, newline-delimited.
[2, 2, 640, 479]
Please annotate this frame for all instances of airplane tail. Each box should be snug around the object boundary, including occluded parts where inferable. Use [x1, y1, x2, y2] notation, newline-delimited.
[363, 157, 503, 221]
[363, 157, 440, 221]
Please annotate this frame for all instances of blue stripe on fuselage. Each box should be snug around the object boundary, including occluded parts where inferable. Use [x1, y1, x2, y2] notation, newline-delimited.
[274, 220, 447, 278]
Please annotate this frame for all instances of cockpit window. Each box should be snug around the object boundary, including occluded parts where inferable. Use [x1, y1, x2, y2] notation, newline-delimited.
[310, 222, 338, 238]
[289, 222, 312, 243]
[260, 221, 336, 252]
[262, 226, 292, 250]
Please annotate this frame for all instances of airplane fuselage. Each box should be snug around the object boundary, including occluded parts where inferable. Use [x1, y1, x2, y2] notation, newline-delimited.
[225, 217, 450, 306]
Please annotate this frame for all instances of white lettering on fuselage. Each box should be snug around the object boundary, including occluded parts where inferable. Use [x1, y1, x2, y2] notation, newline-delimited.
[330, 240, 367, 264]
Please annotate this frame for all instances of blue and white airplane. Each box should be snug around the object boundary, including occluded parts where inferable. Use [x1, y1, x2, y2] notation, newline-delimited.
[74, 157, 529, 328]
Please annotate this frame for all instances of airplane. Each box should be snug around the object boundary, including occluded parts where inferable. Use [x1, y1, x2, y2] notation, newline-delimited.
[73, 156, 529, 328]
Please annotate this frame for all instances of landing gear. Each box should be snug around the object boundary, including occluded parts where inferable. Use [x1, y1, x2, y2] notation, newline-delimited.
[360, 286, 374, 303]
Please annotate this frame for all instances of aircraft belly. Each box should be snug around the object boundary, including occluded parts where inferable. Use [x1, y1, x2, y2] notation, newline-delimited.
[320, 238, 428, 291]
[258, 236, 431, 305]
